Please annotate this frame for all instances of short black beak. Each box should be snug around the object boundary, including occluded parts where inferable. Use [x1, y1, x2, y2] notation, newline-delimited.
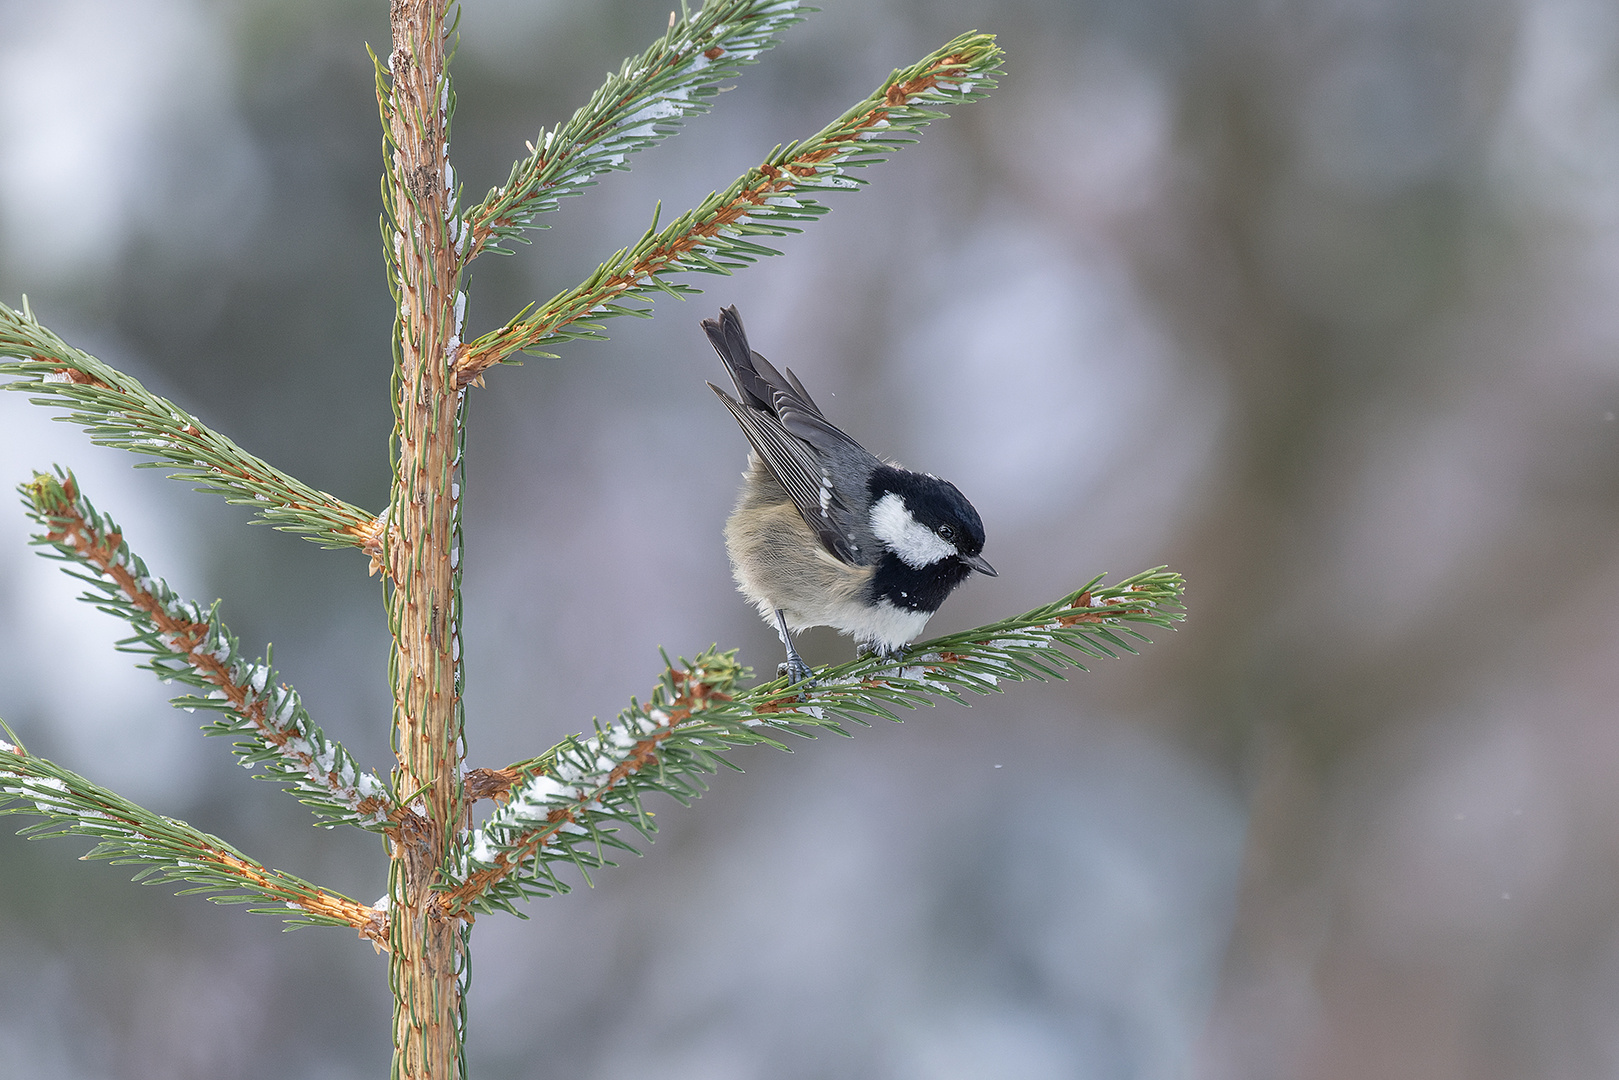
[961, 552, 997, 577]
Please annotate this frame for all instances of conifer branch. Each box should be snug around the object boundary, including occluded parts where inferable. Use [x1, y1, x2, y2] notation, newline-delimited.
[0, 300, 383, 558]
[464, 0, 808, 262]
[441, 567, 1183, 918]
[0, 728, 386, 944]
[451, 30, 1003, 387]
[21, 470, 397, 832]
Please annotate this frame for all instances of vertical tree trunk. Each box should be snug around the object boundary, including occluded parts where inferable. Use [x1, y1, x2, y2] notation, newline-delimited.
[384, 2, 466, 1077]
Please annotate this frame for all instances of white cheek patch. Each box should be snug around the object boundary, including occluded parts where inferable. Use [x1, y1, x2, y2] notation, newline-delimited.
[869, 492, 957, 568]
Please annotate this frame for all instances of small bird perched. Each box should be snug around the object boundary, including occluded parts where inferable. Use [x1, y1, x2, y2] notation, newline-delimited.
[704, 305, 996, 685]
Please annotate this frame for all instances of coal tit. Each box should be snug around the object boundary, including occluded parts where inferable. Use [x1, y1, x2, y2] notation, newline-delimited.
[704, 305, 996, 685]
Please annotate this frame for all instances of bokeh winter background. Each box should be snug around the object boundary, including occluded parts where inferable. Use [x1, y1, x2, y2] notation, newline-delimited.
[3, 0, 1619, 1077]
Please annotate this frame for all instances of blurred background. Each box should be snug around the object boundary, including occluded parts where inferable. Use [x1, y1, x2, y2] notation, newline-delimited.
[2, 0, 1617, 1076]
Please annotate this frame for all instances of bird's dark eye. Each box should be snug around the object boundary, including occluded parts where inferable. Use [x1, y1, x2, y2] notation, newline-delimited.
[937, 525, 955, 542]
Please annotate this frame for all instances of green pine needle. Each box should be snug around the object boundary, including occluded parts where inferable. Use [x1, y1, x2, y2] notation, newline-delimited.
[466, 0, 812, 261]
[0, 736, 382, 938]
[0, 302, 382, 552]
[442, 567, 1183, 916]
[20, 469, 395, 832]
[453, 29, 1004, 384]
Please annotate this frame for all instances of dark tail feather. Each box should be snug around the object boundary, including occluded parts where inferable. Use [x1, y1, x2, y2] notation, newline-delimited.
[702, 306, 857, 453]
[701, 306, 774, 411]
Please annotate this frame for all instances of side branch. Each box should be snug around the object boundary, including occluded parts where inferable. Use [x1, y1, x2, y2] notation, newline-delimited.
[0, 300, 383, 557]
[464, 0, 808, 261]
[443, 568, 1185, 918]
[0, 732, 386, 946]
[451, 31, 1004, 387]
[22, 470, 397, 832]
[441, 653, 751, 917]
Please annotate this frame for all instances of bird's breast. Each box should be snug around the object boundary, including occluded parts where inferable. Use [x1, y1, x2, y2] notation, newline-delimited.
[869, 552, 973, 614]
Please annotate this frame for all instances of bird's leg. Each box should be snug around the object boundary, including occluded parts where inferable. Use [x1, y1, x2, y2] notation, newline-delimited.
[773, 608, 814, 687]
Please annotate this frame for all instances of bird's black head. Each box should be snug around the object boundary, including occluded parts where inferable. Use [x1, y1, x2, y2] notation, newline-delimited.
[866, 465, 994, 576]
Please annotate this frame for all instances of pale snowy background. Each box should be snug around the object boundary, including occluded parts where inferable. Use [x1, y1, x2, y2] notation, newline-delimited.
[3, 1, 1618, 1078]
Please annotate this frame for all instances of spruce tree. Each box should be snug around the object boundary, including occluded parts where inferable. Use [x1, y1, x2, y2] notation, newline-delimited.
[0, 3, 1185, 1075]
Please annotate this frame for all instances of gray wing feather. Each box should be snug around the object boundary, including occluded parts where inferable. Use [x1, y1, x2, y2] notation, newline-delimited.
[704, 306, 876, 565]
[709, 384, 859, 563]
[753, 356, 862, 454]
[781, 367, 822, 416]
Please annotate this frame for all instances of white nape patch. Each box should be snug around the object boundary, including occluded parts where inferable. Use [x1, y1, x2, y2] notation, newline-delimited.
[869, 492, 956, 568]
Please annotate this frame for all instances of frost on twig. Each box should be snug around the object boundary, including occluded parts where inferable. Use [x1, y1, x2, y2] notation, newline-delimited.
[443, 568, 1184, 917]
[466, 0, 810, 261]
[453, 30, 1005, 386]
[0, 729, 386, 943]
[21, 469, 395, 832]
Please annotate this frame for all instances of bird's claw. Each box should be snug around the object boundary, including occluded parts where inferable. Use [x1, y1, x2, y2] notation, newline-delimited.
[777, 659, 816, 688]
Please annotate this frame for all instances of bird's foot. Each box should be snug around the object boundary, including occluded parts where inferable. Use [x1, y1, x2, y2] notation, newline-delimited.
[772, 609, 816, 690]
[777, 657, 816, 688]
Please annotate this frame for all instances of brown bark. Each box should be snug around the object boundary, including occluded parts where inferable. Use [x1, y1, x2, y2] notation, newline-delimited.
[384, 2, 466, 1077]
